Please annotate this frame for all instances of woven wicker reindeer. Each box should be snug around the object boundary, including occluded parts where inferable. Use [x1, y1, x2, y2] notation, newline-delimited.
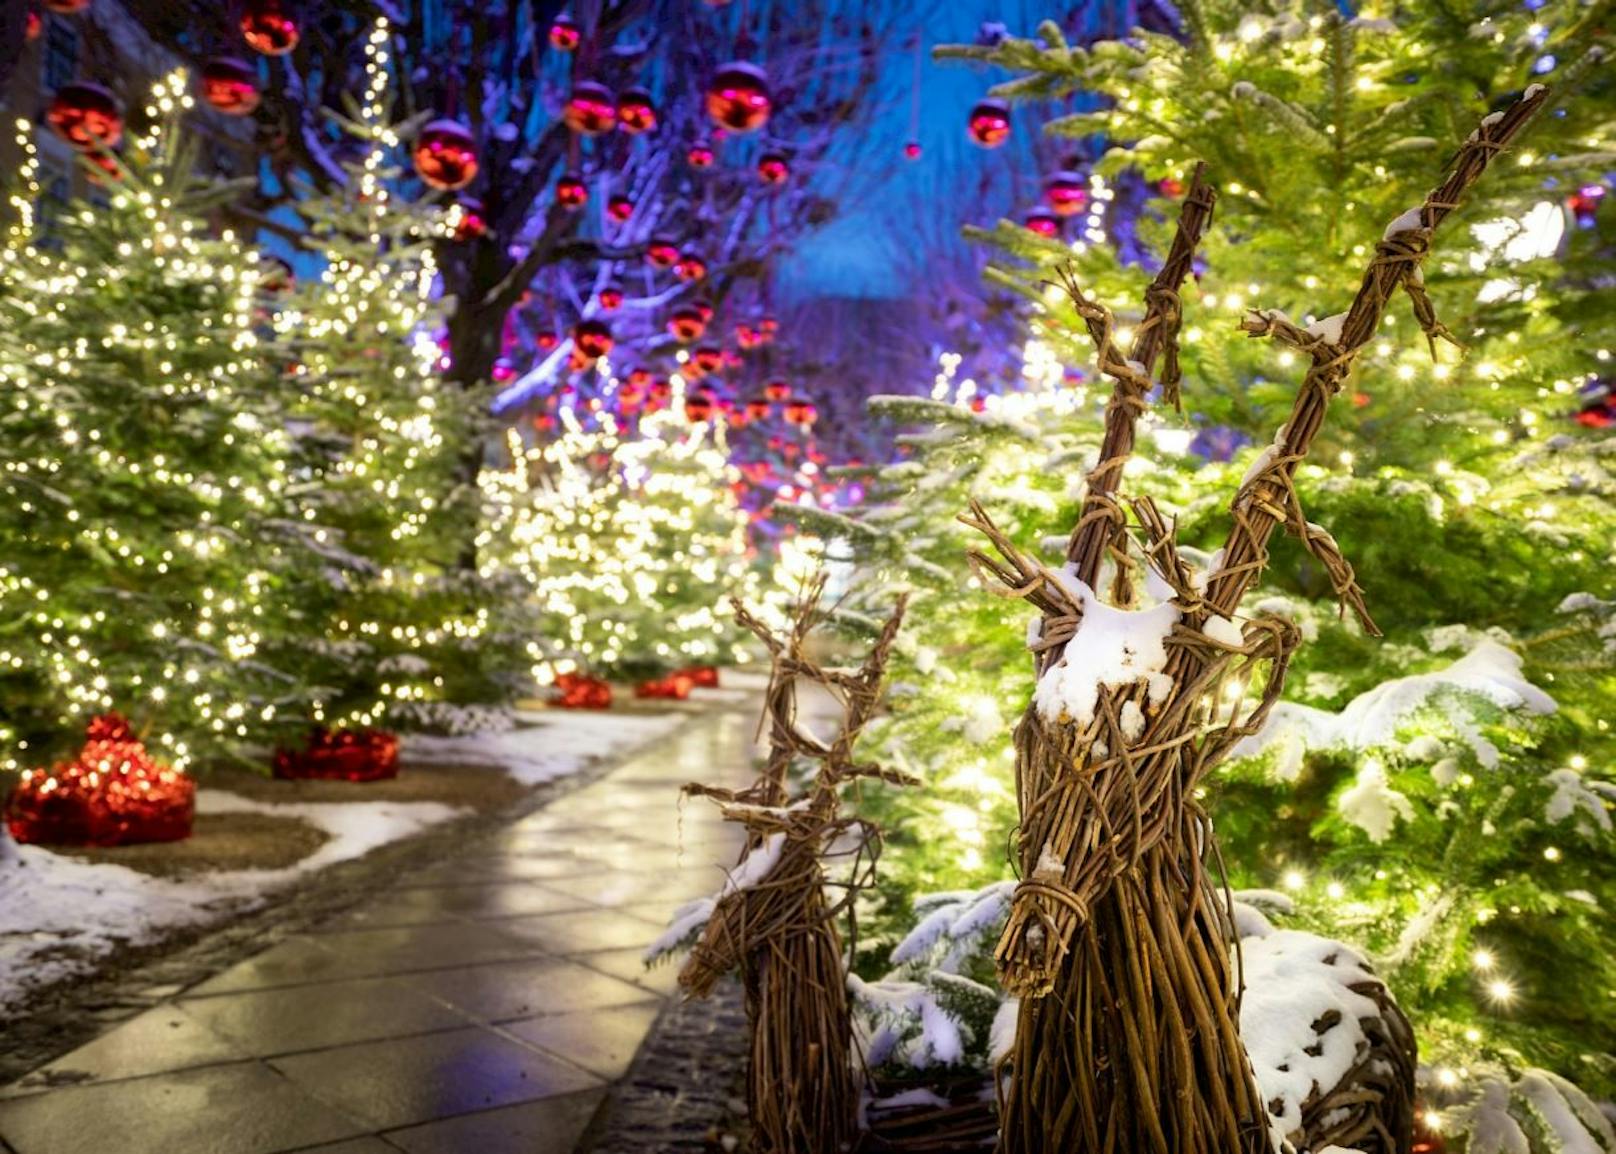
[678, 577, 910, 1154]
[964, 90, 1548, 1154]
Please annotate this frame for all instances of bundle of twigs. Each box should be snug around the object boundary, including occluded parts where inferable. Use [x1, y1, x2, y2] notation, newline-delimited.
[964, 90, 1547, 1154]
[679, 575, 911, 1154]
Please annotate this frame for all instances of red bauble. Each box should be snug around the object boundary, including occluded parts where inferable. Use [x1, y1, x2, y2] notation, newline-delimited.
[1044, 170, 1088, 216]
[536, 329, 560, 352]
[649, 376, 673, 402]
[646, 237, 680, 268]
[745, 397, 770, 420]
[552, 673, 612, 710]
[43, 0, 91, 12]
[683, 666, 720, 688]
[636, 673, 695, 700]
[692, 345, 724, 373]
[199, 57, 261, 116]
[4, 715, 195, 846]
[491, 357, 517, 383]
[684, 389, 717, 422]
[46, 83, 123, 150]
[757, 153, 789, 185]
[695, 300, 716, 323]
[734, 322, 761, 349]
[617, 88, 657, 134]
[764, 378, 791, 402]
[273, 728, 399, 783]
[549, 15, 580, 52]
[967, 99, 1010, 147]
[705, 61, 770, 133]
[564, 81, 616, 135]
[1569, 184, 1605, 228]
[26, 8, 43, 39]
[597, 284, 624, 312]
[668, 306, 706, 342]
[759, 315, 779, 336]
[240, 0, 298, 55]
[903, 140, 921, 160]
[556, 173, 588, 210]
[453, 197, 488, 241]
[687, 141, 716, 169]
[1024, 208, 1060, 237]
[573, 318, 614, 360]
[413, 119, 478, 190]
[674, 253, 708, 282]
[607, 195, 634, 223]
[627, 367, 652, 390]
[1158, 176, 1185, 198]
[784, 397, 817, 425]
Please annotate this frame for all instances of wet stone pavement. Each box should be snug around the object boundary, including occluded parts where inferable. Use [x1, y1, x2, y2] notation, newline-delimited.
[0, 706, 755, 1154]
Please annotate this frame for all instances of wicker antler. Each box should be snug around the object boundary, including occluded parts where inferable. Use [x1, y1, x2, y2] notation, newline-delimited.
[678, 576, 909, 1154]
[971, 89, 1548, 1154]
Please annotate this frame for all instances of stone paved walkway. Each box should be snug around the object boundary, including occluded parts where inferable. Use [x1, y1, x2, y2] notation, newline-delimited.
[0, 705, 755, 1154]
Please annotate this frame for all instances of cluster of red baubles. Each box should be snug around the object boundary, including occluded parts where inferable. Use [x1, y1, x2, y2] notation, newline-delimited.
[3, 714, 196, 846]
[273, 728, 399, 782]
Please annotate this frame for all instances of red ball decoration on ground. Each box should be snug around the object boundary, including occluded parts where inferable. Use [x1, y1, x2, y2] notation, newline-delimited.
[685, 389, 718, 422]
[597, 284, 624, 312]
[1044, 170, 1088, 215]
[745, 397, 771, 420]
[46, 83, 123, 150]
[674, 253, 708, 282]
[607, 195, 634, 223]
[4, 714, 196, 847]
[687, 141, 716, 169]
[573, 318, 614, 360]
[200, 57, 261, 116]
[967, 99, 1011, 147]
[636, 672, 695, 700]
[552, 673, 612, 710]
[617, 88, 657, 134]
[668, 306, 706, 342]
[556, 173, 588, 210]
[646, 236, 680, 268]
[764, 378, 791, 402]
[706, 61, 771, 133]
[784, 397, 817, 425]
[453, 198, 488, 241]
[1024, 207, 1060, 237]
[548, 14, 580, 52]
[535, 329, 560, 352]
[240, 0, 299, 55]
[564, 81, 617, 135]
[43, 0, 91, 12]
[693, 345, 724, 373]
[273, 728, 399, 783]
[412, 119, 478, 190]
[757, 153, 789, 185]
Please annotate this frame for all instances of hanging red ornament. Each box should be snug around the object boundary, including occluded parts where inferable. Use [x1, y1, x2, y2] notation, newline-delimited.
[734, 322, 761, 349]
[617, 88, 657, 134]
[597, 284, 624, 312]
[649, 376, 673, 403]
[26, 8, 43, 39]
[556, 173, 588, 210]
[548, 14, 581, 52]
[4, 715, 195, 847]
[43, 0, 90, 12]
[536, 329, 560, 352]
[1044, 170, 1088, 216]
[695, 299, 716, 323]
[1569, 184, 1605, 228]
[240, 0, 299, 55]
[903, 140, 921, 160]
[759, 315, 779, 337]
[757, 153, 789, 185]
[764, 378, 791, 402]
[573, 318, 614, 360]
[273, 728, 399, 782]
[646, 236, 680, 268]
[674, 253, 708, 282]
[607, 195, 634, 223]
[491, 357, 517, 383]
[46, 83, 123, 150]
[412, 119, 478, 190]
[746, 397, 771, 420]
[692, 345, 725, 374]
[668, 306, 706, 342]
[784, 397, 817, 426]
[564, 81, 616, 135]
[199, 57, 261, 116]
[967, 99, 1010, 147]
[685, 389, 718, 422]
[627, 367, 652, 391]
[1158, 176, 1185, 198]
[706, 61, 771, 133]
[970, 394, 987, 412]
[1024, 208, 1061, 237]
[453, 197, 488, 241]
[687, 141, 716, 169]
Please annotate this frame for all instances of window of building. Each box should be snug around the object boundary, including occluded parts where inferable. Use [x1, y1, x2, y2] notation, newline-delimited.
[43, 22, 78, 92]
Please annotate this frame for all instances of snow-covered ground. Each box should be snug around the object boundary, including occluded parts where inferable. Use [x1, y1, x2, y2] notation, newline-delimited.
[0, 706, 692, 1013]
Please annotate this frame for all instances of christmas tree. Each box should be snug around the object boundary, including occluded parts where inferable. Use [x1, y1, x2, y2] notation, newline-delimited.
[0, 73, 293, 771]
[267, 20, 536, 740]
